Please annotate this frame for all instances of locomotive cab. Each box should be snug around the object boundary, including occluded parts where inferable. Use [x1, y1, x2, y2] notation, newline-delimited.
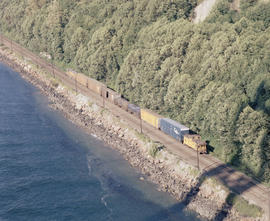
[183, 134, 207, 154]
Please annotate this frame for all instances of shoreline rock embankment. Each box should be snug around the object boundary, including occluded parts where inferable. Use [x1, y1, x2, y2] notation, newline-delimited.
[0, 47, 264, 221]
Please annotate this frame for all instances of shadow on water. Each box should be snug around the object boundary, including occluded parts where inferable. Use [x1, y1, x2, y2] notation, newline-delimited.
[89, 160, 200, 221]
[142, 203, 200, 221]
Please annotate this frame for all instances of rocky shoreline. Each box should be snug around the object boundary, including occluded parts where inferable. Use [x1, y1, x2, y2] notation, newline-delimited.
[0, 47, 263, 221]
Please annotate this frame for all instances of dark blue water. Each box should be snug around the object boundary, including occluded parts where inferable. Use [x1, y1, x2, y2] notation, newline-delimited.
[0, 63, 200, 221]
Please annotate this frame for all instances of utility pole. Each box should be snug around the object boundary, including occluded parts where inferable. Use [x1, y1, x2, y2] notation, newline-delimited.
[140, 116, 142, 133]
[75, 73, 78, 94]
[51, 58, 55, 78]
[197, 146, 200, 170]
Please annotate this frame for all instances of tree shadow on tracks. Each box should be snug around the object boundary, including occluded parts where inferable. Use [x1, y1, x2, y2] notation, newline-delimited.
[145, 163, 267, 221]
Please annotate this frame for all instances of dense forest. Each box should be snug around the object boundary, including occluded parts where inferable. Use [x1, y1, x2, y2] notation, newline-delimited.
[0, 0, 269, 182]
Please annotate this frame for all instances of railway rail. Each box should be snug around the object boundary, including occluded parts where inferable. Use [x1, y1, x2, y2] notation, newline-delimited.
[1, 35, 269, 219]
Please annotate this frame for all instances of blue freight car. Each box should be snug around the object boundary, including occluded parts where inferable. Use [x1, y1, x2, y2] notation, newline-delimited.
[160, 118, 189, 142]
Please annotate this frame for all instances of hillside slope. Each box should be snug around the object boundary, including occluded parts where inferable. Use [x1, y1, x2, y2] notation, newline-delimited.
[0, 0, 269, 183]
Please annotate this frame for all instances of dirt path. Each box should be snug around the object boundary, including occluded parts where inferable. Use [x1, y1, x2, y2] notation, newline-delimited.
[1, 35, 270, 219]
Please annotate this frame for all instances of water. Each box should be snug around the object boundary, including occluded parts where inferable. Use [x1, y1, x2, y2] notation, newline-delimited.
[0, 63, 200, 221]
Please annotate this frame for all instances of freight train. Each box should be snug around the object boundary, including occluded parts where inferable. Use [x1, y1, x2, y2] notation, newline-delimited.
[66, 70, 207, 154]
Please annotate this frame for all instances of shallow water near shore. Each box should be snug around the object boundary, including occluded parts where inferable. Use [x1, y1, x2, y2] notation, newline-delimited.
[0, 63, 201, 221]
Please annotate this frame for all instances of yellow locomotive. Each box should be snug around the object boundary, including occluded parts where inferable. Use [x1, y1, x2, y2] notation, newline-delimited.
[183, 134, 207, 154]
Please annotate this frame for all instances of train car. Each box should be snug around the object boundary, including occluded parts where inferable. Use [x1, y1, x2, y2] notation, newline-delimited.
[87, 77, 106, 96]
[159, 118, 189, 142]
[115, 97, 129, 111]
[128, 103, 141, 118]
[101, 87, 121, 104]
[183, 134, 207, 154]
[141, 109, 162, 129]
[76, 73, 88, 87]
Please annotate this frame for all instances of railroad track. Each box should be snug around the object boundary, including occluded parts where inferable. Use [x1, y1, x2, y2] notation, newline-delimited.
[1, 35, 269, 218]
[1, 35, 105, 106]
